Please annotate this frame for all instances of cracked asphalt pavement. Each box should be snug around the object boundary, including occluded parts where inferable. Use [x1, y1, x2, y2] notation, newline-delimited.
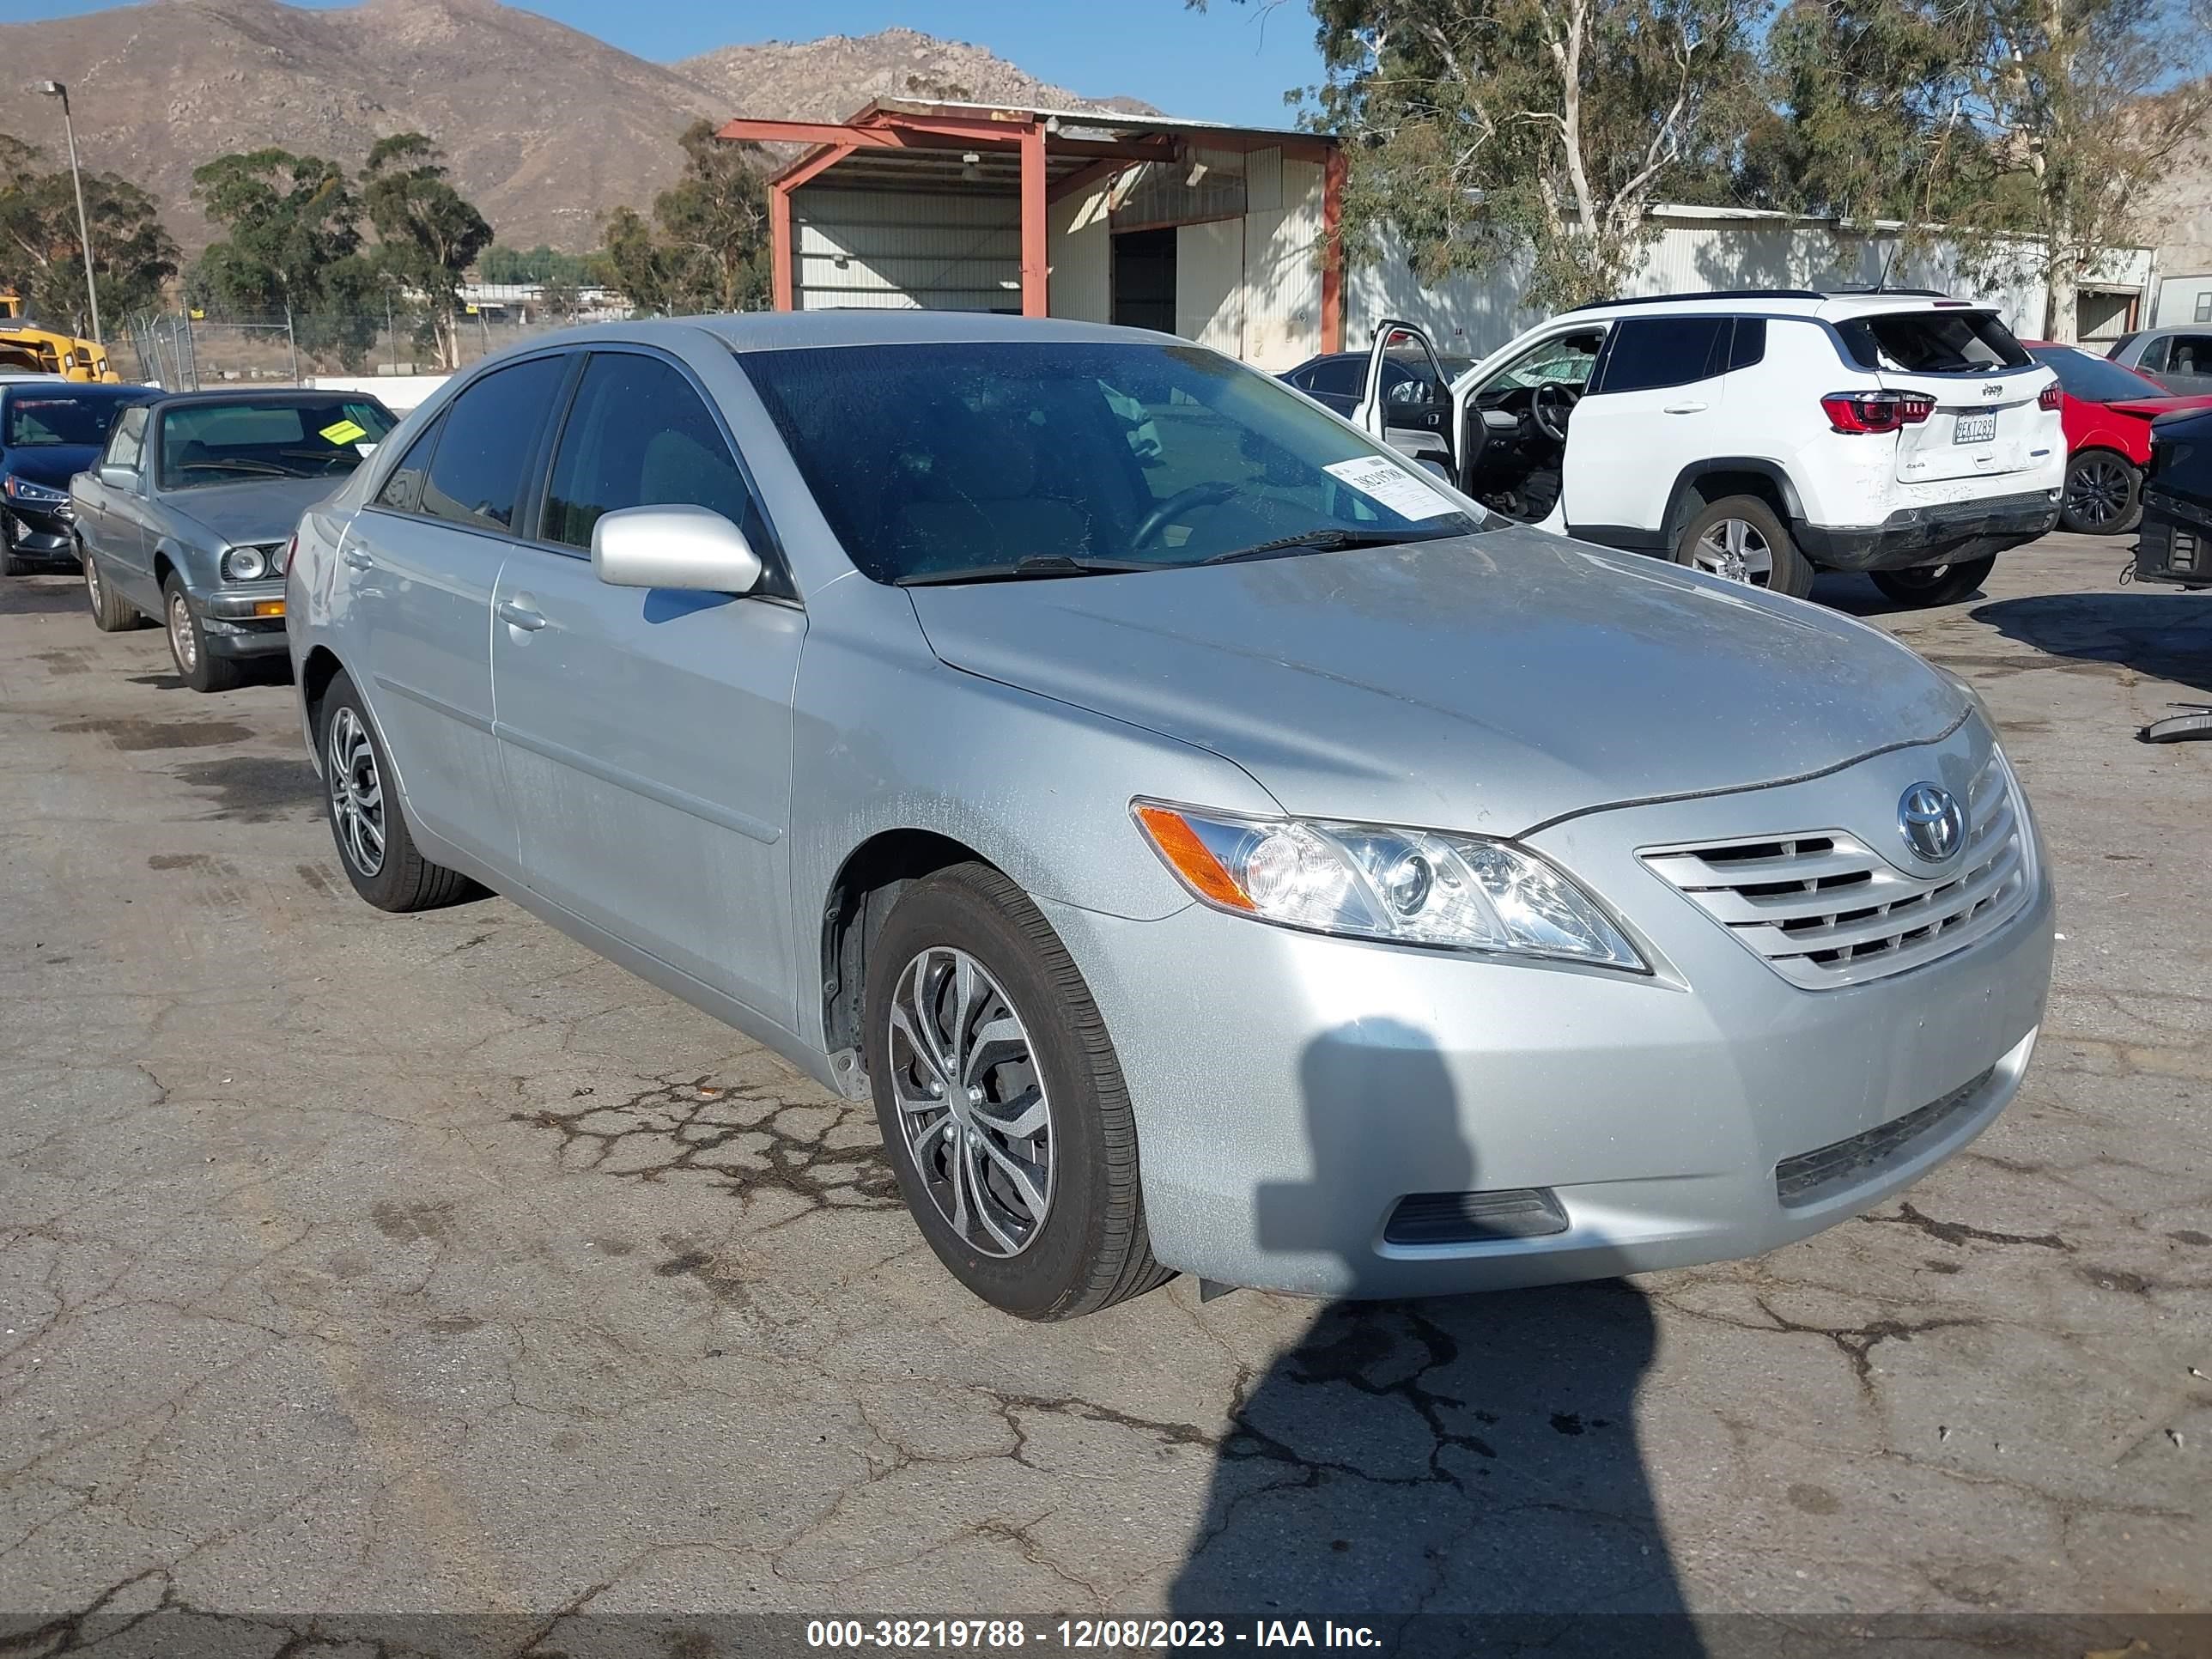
[0, 533, 2207, 1651]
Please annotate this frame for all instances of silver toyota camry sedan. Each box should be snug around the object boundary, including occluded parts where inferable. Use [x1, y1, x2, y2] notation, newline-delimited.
[287, 313, 2054, 1321]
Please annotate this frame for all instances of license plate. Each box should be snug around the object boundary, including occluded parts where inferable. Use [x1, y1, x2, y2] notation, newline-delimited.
[1954, 411, 1998, 445]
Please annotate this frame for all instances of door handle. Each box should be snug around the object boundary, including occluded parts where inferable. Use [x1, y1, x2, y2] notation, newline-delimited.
[497, 599, 547, 632]
[342, 546, 374, 570]
[1662, 400, 1709, 415]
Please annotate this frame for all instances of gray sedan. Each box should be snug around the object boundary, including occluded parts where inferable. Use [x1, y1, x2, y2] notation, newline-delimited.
[70, 389, 397, 690]
[287, 313, 2054, 1320]
[2107, 326, 2212, 395]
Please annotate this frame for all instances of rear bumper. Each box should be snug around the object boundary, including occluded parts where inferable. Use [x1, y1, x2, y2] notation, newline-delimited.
[1796, 489, 2060, 570]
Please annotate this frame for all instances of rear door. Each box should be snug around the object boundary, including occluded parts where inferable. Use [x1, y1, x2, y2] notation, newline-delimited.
[489, 345, 804, 1030]
[1562, 314, 1743, 539]
[343, 352, 568, 872]
[1356, 321, 1455, 472]
[1843, 309, 2055, 487]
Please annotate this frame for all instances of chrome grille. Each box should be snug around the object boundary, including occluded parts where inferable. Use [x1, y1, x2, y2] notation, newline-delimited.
[1640, 750, 2032, 989]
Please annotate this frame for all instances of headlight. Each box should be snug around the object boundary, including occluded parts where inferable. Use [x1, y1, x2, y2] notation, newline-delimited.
[1133, 800, 1648, 970]
[2, 474, 69, 507]
[220, 544, 268, 581]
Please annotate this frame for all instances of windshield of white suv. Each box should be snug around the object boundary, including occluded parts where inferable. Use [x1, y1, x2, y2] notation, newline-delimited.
[740, 341, 1492, 584]
[1836, 310, 2031, 374]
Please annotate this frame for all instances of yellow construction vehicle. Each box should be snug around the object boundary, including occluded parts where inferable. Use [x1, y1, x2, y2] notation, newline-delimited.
[0, 289, 117, 381]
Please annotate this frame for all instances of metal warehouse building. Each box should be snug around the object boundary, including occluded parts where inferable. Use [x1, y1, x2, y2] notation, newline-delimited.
[715, 100, 1346, 369]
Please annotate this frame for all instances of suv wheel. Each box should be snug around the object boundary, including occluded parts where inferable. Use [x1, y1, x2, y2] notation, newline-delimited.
[2059, 451, 2141, 535]
[163, 574, 243, 693]
[1869, 556, 1997, 608]
[317, 669, 484, 912]
[863, 863, 1171, 1321]
[1674, 495, 1814, 599]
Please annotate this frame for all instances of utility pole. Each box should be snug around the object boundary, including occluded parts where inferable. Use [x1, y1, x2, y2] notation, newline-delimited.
[35, 82, 102, 351]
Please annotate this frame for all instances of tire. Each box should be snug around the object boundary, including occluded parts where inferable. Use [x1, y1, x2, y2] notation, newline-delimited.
[863, 863, 1171, 1321]
[83, 544, 141, 632]
[316, 669, 483, 912]
[162, 574, 244, 693]
[1673, 495, 1814, 599]
[2059, 450, 2142, 535]
[1869, 556, 1998, 608]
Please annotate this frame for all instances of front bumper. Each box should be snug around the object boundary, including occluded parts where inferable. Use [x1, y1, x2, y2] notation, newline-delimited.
[2131, 501, 2210, 587]
[1796, 489, 2061, 571]
[191, 579, 290, 657]
[1042, 729, 2055, 1297]
[2, 501, 76, 560]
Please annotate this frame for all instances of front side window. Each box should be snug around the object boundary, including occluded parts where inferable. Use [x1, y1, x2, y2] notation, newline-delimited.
[157, 398, 396, 490]
[542, 353, 757, 551]
[106, 407, 149, 472]
[741, 341, 1490, 585]
[1302, 358, 1361, 398]
[2169, 335, 2212, 375]
[419, 356, 566, 532]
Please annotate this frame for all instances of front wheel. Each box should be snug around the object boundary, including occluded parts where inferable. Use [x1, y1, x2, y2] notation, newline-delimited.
[2060, 450, 2141, 535]
[1869, 556, 1997, 608]
[163, 575, 243, 693]
[1673, 495, 1814, 598]
[863, 863, 1170, 1320]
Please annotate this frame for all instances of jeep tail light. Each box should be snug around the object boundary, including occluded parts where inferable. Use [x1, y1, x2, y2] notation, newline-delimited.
[1821, 391, 1936, 434]
[2039, 380, 2063, 412]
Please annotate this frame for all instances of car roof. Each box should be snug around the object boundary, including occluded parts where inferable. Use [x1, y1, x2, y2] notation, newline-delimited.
[1567, 290, 2002, 323]
[139, 386, 378, 406]
[471, 311, 1202, 357]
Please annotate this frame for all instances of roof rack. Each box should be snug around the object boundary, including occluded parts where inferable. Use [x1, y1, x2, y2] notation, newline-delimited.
[1567, 289, 1827, 312]
[1822, 286, 1954, 299]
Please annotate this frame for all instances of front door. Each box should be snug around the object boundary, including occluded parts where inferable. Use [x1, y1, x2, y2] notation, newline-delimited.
[489, 347, 804, 1030]
[79, 406, 154, 606]
[1356, 320, 1456, 474]
[344, 352, 568, 872]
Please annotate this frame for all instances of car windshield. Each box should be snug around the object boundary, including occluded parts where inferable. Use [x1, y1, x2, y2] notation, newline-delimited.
[157, 398, 396, 490]
[2027, 344, 2170, 402]
[4, 390, 146, 447]
[738, 340, 1490, 584]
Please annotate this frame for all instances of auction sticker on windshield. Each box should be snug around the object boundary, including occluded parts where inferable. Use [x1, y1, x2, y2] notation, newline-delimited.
[1323, 456, 1459, 520]
[319, 418, 369, 447]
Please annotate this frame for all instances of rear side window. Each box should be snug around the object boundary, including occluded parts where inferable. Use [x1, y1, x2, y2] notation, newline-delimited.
[1727, 319, 1766, 371]
[541, 352, 757, 551]
[2168, 335, 2212, 374]
[374, 413, 446, 514]
[1596, 317, 1729, 393]
[1303, 358, 1361, 397]
[420, 356, 566, 533]
[1835, 310, 2030, 374]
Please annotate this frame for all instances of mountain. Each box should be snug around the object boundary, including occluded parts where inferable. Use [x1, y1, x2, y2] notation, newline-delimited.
[0, 0, 1144, 255]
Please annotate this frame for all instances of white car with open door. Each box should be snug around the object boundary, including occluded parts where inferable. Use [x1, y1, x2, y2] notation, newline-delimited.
[1350, 292, 2065, 605]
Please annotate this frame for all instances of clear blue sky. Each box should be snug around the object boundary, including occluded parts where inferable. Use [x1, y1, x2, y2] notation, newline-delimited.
[0, 0, 1330, 129]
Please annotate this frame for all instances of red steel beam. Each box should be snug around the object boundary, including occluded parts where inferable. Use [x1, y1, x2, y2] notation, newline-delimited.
[1020, 125, 1048, 319]
[1321, 145, 1346, 354]
[781, 143, 855, 193]
[770, 185, 793, 312]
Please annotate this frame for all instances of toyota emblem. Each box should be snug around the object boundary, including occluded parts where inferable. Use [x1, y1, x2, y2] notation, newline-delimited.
[1898, 782, 1967, 863]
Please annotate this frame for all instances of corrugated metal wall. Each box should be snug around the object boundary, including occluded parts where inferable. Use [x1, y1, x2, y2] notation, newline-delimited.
[793, 188, 1020, 313]
[1350, 216, 2157, 359]
[1242, 154, 1326, 369]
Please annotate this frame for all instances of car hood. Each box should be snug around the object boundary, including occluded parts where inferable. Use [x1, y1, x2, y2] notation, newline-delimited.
[905, 527, 1967, 836]
[3, 445, 99, 489]
[161, 476, 343, 545]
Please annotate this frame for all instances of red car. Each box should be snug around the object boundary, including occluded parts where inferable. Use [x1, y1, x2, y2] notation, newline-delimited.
[2026, 341, 2212, 533]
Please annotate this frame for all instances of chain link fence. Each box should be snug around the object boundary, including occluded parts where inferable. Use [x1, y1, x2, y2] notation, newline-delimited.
[112, 308, 596, 390]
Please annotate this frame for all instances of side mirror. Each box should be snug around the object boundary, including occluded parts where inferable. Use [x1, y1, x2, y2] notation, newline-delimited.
[591, 504, 762, 594]
[98, 465, 136, 489]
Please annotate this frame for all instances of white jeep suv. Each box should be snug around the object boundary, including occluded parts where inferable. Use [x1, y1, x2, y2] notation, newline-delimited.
[1353, 291, 2064, 605]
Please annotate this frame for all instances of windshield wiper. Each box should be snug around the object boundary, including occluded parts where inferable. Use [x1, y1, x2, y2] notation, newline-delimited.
[1197, 526, 1452, 566]
[894, 554, 1155, 586]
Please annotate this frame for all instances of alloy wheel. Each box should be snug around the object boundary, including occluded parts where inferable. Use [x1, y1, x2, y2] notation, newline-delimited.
[2066, 456, 2132, 527]
[1692, 519, 1776, 586]
[167, 592, 197, 673]
[886, 945, 1054, 1258]
[326, 706, 386, 878]
[83, 556, 101, 609]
